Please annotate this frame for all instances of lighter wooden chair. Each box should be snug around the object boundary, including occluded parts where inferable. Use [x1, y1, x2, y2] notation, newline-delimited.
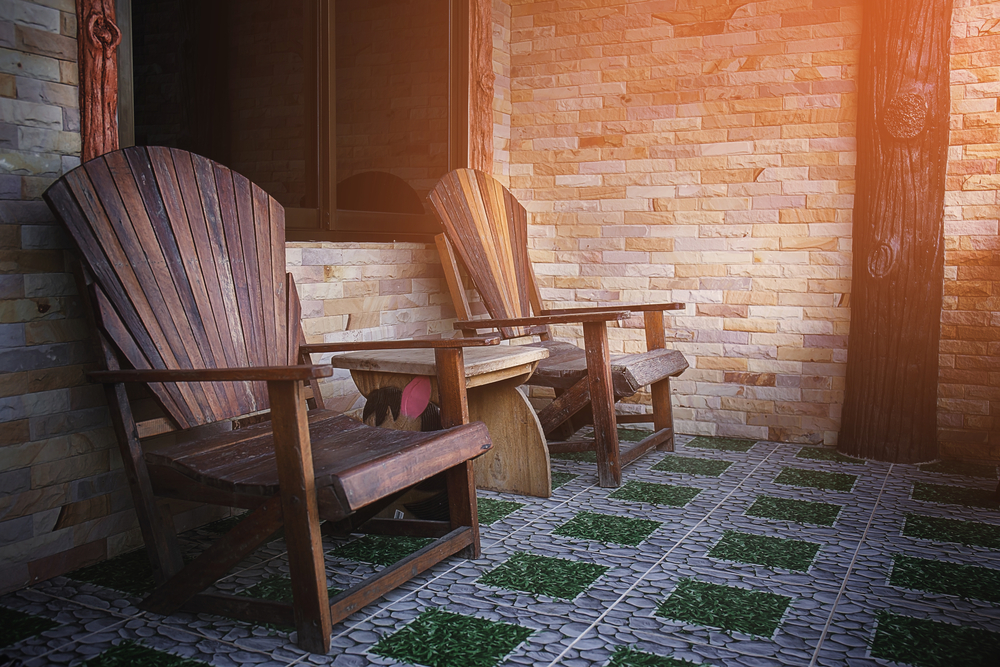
[44, 147, 497, 653]
[430, 169, 689, 488]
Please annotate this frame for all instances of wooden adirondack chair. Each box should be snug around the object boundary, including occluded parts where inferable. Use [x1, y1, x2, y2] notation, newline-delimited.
[429, 169, 690, 488]
[43, 147, 497, 654]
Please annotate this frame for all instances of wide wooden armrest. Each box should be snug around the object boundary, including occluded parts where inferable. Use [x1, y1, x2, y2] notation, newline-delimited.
[539, 302, 684, 315]
[301, 335, 500, 354]
[455, 311, 631, 331]
[89, 365, 334, 383]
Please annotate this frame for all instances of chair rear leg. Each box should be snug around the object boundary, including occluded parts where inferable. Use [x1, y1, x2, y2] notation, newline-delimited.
[651, 376, 675, 452]
[446, 461, 480, 558]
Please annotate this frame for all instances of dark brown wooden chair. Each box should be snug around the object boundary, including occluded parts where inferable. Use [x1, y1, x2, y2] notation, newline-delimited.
[429, 169, 690, 488]
[44, 147, 497, 654]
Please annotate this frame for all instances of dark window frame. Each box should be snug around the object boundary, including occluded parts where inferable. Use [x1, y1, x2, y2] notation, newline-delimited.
[116, 0, 468, 244]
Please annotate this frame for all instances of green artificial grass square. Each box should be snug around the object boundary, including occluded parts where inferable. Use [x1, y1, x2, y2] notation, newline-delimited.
[618, 428, 650, 442]
[656, 578, 790, 637]
[68, 548, 158, 596]
[902, 514, 1000, 549]
[551, 451, 597, 462]
[332, 534, 433, 566]
[607, 645, 702, 666]
[774, 467, 856, 492]
[477, 498, 525, 525]
[708, 530, 821, 571]
[890, 555, 1000, 602]
[371, 607, 532, 667]
[0, 606, 59, 649]
[242, 575, 342, 603]
[478, 552, 609, 600]
[795, 447, 865, 465]
[609, 481, 701, 507]
[871, 612, 1000, 667]
[745, 495, 842, 526]
[554, 511, 661, 546]
[918, 461, 998, 479]
[911, 482, 1000, 509]
[550, 429, 649, 463]
[684, 436, 756, 453]
[82, 640, 207, 666]
[652, 456, 732, 477]
[551, 472, 579, 489]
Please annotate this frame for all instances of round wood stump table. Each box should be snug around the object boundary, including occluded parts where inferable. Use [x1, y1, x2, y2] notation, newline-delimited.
[329, 345, 552, 497]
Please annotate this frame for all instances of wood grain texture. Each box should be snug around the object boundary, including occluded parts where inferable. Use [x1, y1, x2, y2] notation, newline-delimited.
[839, 0, 953, 463]
[584, 321, 621, 487]
[44, 148, 495, 653]
[45, 146, 297, 428]
[468, 0, 495, 173]
[76, 0, 120, 161]
[430, 170, 537, 338]
[431, 168, 690, 487]
[328, 345, 546, 378]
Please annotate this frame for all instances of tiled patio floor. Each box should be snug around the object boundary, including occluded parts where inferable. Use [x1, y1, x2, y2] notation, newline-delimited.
[2, 434, 999, 667]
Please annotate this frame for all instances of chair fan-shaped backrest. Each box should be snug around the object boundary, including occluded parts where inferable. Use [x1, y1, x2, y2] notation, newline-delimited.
[45, 146, 293, 429]
[429, 169, 539, 338]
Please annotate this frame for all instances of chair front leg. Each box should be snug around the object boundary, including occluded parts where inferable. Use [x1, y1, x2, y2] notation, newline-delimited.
[268, 379, 332, 654]
[644, 310, 675, 451]
[583, 321, 621, 487]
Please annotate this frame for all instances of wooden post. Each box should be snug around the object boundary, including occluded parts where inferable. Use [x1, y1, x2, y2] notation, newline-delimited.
[76, 0, 121, 161]
[839, 0, 953, 463]
[468, 0, 495, 172]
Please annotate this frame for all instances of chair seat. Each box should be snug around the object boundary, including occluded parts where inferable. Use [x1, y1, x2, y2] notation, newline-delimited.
[529, 340, 689, 397]
[145, 412, 491, 513]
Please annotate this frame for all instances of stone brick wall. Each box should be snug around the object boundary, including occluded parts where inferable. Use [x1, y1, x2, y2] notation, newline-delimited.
[941, 1, 1000, 460]
[492, 0, 512, 183]
[507, 0, 861, 445]
[504, 0, 1000, 457]
[288, 240, 464, 413]
[0, 0, 118, 596]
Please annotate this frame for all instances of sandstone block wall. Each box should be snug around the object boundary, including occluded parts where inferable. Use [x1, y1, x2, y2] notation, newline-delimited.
[504, 0, 1000, 458]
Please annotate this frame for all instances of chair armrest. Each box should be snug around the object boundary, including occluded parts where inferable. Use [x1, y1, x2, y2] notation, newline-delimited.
[300, 335, 500, 354]
[89, 365, 334, 383]
[539, 302, 684, 315]
[454, 311, 631, 332]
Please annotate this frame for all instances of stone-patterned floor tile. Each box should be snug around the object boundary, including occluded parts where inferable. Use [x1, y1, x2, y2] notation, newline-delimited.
[0, 592, 131, 666]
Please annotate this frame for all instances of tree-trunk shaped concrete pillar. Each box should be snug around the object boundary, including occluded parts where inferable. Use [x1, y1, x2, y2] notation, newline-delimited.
[839, 0, 954, 463]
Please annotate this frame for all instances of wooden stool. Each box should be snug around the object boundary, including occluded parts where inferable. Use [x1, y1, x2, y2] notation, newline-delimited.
[330, 345, 552, 497]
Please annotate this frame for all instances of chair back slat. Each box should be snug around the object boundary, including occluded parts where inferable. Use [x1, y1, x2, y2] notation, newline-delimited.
[429, 169, 540, 338]
[45, 146, 292, 428]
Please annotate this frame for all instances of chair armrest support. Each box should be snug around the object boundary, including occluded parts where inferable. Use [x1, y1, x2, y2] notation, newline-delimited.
[454, 311, 631, 333]
[89, 365, 334, 384]
[539, 302, 684, 315]
[300, 335, 500, 354]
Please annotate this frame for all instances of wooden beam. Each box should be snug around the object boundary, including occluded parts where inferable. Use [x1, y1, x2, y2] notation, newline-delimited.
[839, 0, 953, 463]
[76, 0, 121, 161]
[468, 0, 494, 172]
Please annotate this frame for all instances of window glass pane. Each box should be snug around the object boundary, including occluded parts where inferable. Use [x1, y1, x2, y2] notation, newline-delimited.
[335, 0, 450, 215]
[131, 0, 317, 209]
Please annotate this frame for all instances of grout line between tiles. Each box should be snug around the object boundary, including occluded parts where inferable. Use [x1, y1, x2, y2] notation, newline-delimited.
[807, 463, 893, 667]
[544, 444, 780, 667]
[20, 616, 132, 667]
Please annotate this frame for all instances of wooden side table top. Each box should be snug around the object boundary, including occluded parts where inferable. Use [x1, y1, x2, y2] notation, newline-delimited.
[328, 344, 549, 388]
